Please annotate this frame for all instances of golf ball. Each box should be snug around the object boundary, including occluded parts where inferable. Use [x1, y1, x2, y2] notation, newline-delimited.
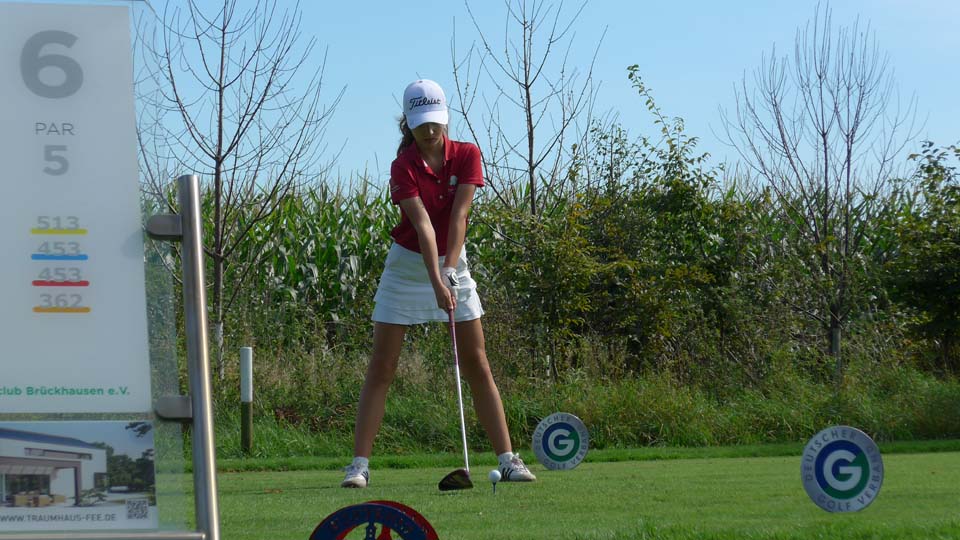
[488, 469, 501, 483]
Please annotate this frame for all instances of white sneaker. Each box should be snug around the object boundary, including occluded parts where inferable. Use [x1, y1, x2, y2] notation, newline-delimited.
[500, 453, 536, 482]
[340, 463, 369, 488]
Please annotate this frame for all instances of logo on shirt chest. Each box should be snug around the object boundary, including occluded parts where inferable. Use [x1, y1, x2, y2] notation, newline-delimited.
[446, 175, 458, 197]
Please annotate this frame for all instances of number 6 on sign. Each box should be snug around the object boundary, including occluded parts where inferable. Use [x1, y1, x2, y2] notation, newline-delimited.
[20, 30, 84, 99]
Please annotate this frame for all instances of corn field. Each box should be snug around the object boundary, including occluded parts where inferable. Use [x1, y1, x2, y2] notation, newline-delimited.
[148, 140, 960, 393]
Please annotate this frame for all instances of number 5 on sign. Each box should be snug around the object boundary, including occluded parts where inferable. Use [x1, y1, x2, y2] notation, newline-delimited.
[44, 145, 69, 175]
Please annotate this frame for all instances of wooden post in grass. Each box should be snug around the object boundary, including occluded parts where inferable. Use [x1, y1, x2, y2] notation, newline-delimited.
[241, 347, 254, 454]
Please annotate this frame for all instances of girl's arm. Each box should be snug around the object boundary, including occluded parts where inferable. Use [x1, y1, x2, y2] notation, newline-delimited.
[398, 196, 455, 311]
[442, 183, 477, 270]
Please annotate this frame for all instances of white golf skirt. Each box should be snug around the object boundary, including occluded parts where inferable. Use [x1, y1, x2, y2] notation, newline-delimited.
[372, 243, 485, 324]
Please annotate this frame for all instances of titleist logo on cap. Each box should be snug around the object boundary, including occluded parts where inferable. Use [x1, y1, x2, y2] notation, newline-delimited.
[408, 96, 443, 110]
[403, 79, 448, 128]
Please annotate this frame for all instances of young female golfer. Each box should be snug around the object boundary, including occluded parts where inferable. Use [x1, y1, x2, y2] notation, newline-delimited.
[341, 79, 536, 488]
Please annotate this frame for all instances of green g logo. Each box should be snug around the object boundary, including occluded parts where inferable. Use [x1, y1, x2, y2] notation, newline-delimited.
[816, 441, 869, 499]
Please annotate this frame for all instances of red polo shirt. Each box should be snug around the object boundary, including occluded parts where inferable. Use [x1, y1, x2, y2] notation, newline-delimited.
[389, 136, 484, 255]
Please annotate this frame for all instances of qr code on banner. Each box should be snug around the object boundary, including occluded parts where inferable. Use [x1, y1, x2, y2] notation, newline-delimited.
[126, 498, 149, 520]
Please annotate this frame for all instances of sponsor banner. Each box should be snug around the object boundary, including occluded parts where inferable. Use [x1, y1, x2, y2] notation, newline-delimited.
[0, 421, 158, 532]
[0, 2, 151, 413]
[0, 505, 159, 531]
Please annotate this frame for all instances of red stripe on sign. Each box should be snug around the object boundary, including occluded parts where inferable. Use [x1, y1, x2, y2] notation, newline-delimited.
[31, 280, 90, 287]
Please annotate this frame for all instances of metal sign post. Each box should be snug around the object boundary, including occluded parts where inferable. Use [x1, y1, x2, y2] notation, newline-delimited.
[147, 175, 222, 540]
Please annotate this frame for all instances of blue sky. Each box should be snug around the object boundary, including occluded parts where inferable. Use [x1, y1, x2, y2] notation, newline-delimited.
[153, 0, 960, 182]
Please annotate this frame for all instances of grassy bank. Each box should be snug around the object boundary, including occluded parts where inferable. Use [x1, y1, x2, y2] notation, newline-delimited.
[208, 354, 960, 462]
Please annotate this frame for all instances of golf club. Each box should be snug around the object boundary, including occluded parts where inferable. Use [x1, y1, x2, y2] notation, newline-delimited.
[439, 308, 473, 491]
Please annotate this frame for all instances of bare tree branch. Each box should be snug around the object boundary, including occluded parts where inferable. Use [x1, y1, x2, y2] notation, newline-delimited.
[454, 0, 599, 216]
[138, 0, 343, 379]
[720, 2, 919, 373]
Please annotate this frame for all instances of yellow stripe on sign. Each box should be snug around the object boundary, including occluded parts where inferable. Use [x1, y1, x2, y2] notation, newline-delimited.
[33, 307, 91, 313]
[30, 229, 88, 235]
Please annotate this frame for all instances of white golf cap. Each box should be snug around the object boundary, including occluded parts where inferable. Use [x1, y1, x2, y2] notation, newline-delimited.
[403, 79, 448, 129]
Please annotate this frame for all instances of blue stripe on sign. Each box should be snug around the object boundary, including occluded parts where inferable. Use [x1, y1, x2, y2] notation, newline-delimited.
[31, 254, 88, 261]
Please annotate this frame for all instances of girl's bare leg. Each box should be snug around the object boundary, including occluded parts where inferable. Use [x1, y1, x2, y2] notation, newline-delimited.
[352, 322, 407, 457]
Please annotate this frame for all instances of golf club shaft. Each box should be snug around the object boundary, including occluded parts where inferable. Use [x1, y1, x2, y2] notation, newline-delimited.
[449, 309, 470, 473]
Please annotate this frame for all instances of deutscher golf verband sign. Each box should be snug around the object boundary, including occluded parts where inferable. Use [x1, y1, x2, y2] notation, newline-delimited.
[801, 426, 884, 512]
[532, 412, 589, 470]
[0, 2, 151, 414]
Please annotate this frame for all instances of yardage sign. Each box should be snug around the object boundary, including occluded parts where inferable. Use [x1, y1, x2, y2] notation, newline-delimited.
[0, 3, 151, 413]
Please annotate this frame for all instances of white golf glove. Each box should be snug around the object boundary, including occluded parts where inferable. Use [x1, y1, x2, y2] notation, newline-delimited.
[441, 266, 460, 291]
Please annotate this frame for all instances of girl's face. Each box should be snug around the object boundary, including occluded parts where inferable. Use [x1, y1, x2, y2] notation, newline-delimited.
[411, 122, 445, 152]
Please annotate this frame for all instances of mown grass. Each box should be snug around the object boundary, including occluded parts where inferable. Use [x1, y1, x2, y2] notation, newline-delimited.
[212, 439, 960, 473]
[213, 451, 960, 540]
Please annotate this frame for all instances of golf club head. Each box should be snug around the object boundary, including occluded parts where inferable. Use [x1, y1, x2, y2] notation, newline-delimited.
[438, 468, 473, 491]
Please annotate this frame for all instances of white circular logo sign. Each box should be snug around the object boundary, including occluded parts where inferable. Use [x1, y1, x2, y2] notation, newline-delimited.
[532, 412, 589, 470]
[801, 426, 883, 512]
